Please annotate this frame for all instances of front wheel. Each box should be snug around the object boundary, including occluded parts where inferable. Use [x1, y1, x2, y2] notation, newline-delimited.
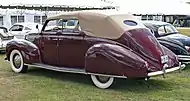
[90, 75, 114, 89]
[10, 49, 28, 73]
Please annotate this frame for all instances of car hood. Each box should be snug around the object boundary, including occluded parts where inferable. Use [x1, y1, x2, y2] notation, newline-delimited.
[165, 33, 190, 46]
[117, 28, 179, 71]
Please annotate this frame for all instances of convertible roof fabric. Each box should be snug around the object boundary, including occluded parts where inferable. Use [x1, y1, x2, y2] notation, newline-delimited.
[47, 10, 147, 39]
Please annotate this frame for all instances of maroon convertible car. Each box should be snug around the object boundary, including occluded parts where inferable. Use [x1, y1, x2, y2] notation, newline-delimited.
[5, 10, 185, 89]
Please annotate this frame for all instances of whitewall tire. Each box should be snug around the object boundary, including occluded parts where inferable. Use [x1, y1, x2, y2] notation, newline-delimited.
[90, 75, 114, 89]
[10, 49, 28, 73]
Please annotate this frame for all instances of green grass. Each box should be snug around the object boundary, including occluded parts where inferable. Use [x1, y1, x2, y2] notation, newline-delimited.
[177, 27, 190, 36]
[0, 54, 190, 101]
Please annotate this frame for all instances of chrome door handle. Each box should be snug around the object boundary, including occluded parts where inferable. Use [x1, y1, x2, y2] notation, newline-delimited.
[52, 38, 58, 41]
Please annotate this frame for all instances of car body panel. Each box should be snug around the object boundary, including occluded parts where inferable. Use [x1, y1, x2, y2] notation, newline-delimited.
[164, 34, 190, 46]
[85, 43, 148, 77]
[6, 39, 41, 64]
[5, 10, 182, 78]
[157, 37, 189, 55]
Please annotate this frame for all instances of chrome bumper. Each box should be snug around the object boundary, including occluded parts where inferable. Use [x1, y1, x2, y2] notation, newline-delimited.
[148, 63, 186, 77]
[178, 55, 190, 64]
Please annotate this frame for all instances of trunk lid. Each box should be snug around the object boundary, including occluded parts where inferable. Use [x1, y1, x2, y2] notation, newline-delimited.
[117, 28, 178, 71]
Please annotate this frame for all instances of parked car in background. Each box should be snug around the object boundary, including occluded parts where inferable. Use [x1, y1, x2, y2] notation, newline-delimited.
[0, 26, 15, 53]
[143, 21, 190, 46]
[9, 22, 43, 39]
[157, 37, 190, 64]
[5, 11, 185, 89]
[143, 21, 190, 64]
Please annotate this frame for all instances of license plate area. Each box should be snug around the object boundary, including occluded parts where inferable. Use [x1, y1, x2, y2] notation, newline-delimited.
[161, 55, 168, 64]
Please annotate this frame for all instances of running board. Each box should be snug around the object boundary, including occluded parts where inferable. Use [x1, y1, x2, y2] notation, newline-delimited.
[25, 63, 127, 78]
[27, 63, 87, 74]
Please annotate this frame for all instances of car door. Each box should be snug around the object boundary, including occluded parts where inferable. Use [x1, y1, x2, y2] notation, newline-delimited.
[58, 32, 88, 69]
[57, 20, 89, 69]
[9, 25, 23, 39]
[37, 20, 61, 66]
[39, 32, 59, 66]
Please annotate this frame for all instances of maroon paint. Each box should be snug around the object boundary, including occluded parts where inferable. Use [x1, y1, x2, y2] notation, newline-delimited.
[5, 28, 179, 78]
[58, 33, 88, 68]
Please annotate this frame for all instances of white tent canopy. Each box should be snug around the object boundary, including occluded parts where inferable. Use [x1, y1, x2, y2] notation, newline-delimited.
[0, 0, 114, 8]
[0, 0, 190, 15]
[116, 0, 190, 15]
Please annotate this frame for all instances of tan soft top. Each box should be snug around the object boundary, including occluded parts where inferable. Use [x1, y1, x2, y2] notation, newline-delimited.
[47, 10, 147, 39]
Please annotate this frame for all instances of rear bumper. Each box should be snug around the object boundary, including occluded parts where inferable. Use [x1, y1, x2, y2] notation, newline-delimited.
[148, 63, 185, 77]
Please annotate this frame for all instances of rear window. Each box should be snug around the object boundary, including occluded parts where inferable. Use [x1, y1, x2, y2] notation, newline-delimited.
[123, 20, 138, 26]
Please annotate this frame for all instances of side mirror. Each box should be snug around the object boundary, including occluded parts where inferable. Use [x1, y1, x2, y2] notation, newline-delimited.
[36, 24, 40, 33]
[36, 24, 39, 29]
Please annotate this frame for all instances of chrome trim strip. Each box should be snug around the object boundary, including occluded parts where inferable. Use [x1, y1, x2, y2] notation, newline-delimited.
[148, 64, 186, 77]
[178, 55, 190, 58]
[182, 61, 190, 64]
[87, 73, 127, 78]
[27, 63, 87, 74]
[178, 55, 190, 61]
[25, 63, 127, 78]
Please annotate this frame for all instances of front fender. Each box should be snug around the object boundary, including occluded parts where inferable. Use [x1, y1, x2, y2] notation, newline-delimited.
[6, 39, 41, 64]
[85, 43, 148, 78]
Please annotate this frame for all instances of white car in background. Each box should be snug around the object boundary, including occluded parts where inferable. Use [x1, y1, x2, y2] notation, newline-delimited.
[0, 26, 15, 52]
[9, 22, 43, 39]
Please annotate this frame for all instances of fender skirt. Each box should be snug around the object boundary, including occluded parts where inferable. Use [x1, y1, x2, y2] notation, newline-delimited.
[85, 43, 148, 78]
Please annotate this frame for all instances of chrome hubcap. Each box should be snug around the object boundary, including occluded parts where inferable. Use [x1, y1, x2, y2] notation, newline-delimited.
[97, 76, 110, 83]
[13, 54, 21, 69]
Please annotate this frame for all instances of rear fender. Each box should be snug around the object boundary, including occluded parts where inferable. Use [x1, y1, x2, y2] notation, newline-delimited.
[6, 39, 41, 64]
[85, 43, 148, 78]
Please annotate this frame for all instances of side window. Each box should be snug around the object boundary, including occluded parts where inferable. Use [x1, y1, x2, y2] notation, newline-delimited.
[44, 20, 62, 32]
[164, 25, 178, 33]
[158, 26, 166, 35]
[9, 25, 23, 31]
[44, 19, 80, 34]
[24, 27, 32, 30]
[165, 26, 174, 33]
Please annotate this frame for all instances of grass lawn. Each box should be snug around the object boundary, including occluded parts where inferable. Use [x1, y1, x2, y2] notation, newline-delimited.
[0, 54, 190, 101]
[177, 27, 190, 36]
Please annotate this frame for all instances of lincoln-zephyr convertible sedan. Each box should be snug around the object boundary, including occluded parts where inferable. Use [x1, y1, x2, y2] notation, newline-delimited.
[143, 21, 190, 64]
[5, 11, 185, 89]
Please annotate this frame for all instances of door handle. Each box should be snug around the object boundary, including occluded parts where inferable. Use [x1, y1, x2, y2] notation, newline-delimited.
[49, 37, 58, 41]
[52, 38, 58, 41]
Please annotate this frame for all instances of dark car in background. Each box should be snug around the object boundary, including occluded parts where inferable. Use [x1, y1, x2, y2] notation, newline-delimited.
[143, 21, 190, 64]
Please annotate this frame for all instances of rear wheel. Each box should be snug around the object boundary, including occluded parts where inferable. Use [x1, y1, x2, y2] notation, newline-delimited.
[90, 75, 114, 89]
[10, 49, 28, 73]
